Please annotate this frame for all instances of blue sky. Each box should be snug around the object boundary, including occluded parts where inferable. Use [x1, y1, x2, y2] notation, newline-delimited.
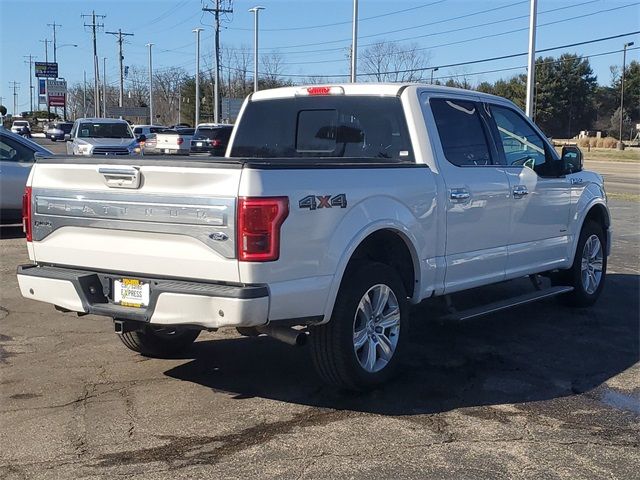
[1, 0, 638, 114]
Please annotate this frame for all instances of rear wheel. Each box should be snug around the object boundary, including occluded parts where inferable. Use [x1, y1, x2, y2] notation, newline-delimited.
[553, 220, 607, 307]
[310, 262, 408, 390]
[118, 324, 200, 357]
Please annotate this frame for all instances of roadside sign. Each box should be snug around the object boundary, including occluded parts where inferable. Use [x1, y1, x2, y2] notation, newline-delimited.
[47, 79, 67, 95]
[34, 62, 58, 78]
[48, 94, 66, 107]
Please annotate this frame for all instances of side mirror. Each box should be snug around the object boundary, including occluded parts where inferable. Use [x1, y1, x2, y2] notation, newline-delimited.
[561, 145, 583, 174]
[64, 134, 71, 141]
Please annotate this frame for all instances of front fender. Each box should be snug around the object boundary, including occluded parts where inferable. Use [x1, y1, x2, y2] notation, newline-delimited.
[569, 182, 610, 263]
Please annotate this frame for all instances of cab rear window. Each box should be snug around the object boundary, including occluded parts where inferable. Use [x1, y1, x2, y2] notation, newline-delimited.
[230, 96, 414, 162]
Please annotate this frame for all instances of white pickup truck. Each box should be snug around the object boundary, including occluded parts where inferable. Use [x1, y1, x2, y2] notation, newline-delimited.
[17, 84, 610, 390]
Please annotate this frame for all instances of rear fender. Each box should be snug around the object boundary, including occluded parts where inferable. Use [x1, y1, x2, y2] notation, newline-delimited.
[319, 196, 426, 323]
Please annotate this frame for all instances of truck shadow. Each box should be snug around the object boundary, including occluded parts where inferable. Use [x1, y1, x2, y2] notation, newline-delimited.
[0, 225, 24, 239]
[164, 273, 639, 415]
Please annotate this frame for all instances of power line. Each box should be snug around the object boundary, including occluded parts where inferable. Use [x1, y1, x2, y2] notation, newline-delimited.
[227, 0, 449, 32]
[264, 0, 635, 57]
[203, 30, 640, 79]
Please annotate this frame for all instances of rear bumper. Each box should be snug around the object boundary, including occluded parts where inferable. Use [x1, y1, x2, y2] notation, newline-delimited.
[17, 264, 269, 329]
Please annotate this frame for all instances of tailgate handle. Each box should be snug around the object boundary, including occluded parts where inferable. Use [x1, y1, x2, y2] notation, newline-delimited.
[98, 167, 141, 189]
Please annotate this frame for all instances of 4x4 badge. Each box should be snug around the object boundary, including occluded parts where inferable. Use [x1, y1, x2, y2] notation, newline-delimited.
[299, 194, 347, 210]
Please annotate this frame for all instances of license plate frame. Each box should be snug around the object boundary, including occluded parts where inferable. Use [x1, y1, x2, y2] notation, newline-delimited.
[113, 278, 150, 308]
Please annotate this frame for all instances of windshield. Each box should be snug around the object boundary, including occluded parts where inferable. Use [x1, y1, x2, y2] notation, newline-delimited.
[13, 121, 28, 127]
[78, 122, 133, 139]
[230, 96, 414, 162]
[194, 127, 232, 140]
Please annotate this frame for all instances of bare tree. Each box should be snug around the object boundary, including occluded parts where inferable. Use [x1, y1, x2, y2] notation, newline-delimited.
[153, 67, 188, 125]
[360, 41, 431, 82]
[261, 51, 288, 88]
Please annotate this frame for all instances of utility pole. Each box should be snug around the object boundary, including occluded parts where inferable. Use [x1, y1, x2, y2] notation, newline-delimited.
[106, 29, 134, 108]
[40, 39, 51, 63]
[193, 28, 203, 127]
[249, 6, 264, 93]
[525, 0, 537, 118]
[103, 57, 107, 117]
[203, 0, 233, 123]
[9, 82, 20, 117]
[24, 55, 37, 113]
[82, 10, 106, 118]
[47, 22, 62, 63]
[351, 0, 358, 83]
[146, 43, 154, 123]
[83, 70, 87, 116]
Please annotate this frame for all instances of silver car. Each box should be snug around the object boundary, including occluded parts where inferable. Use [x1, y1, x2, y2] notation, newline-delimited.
[0, 128, 52, 224]
[66, 118, 140, 156]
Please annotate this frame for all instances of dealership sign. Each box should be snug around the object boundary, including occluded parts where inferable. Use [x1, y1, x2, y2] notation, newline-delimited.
[44, 79, 67, 107]
[34, 62, 58, 78]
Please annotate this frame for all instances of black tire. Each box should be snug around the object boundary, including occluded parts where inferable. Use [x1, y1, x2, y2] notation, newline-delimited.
[552, 220, 607, 307]
[310, 262, 409, 391]
[118, 324, 200, 357]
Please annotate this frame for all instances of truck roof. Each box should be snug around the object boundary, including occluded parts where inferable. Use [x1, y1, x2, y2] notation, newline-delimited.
[75, 117, 130, 124]
[250, 82, 510, 104]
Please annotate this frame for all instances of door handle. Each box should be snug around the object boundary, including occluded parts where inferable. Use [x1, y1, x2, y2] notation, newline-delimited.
[98, 166, 141, 189]
[450, 188, 470, 202]
[513, 185, 529, 198]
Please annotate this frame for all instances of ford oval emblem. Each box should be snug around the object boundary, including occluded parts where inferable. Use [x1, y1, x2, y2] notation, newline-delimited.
[209, 232, 228, 241]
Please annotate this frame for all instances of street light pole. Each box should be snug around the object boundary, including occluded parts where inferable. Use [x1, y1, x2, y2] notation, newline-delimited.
[103, 57, 107, 117]
[249, 6, 265, 93]
[146, 43, 154, 124]
[351, 0, 358, 83]
[193, 28, 203, 127]
[618, 41, 634, 150]
[430, 67, 439, 84]
[525, 0, 537, 118]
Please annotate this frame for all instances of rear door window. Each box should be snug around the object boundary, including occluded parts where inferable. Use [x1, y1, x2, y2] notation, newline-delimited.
[230, 96, 414, 162]
[430, 98, 492, 166]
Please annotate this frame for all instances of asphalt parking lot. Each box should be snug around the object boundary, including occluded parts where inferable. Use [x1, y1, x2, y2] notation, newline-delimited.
[1, 147, 638, 479]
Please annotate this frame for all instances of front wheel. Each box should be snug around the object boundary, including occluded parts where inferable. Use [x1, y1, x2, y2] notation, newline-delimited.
[310, 262, 409, 390]
[118, 323, 200, 357]
[553, 220, 607, 307]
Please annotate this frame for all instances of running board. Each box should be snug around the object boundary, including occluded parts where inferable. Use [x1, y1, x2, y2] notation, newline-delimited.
[443, 286, 574, 321]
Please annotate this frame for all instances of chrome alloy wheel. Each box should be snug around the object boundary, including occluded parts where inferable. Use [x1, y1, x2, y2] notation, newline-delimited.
[353, 284, 401, 373]
[581, 234, 604, 295]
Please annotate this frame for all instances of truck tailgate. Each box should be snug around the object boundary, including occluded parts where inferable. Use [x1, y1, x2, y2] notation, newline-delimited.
[28, 158, 241, 283]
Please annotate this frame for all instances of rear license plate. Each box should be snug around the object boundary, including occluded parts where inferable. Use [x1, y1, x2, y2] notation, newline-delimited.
[164, 148, 171, 154]
[114, 278, 150, 307]
[197, 142, 203, 147]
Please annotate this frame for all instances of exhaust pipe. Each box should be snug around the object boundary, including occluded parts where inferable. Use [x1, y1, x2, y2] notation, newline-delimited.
[255, 325, 307, 346]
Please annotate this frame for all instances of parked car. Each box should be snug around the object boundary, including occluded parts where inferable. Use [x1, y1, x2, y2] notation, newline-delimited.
[45, 121, 74, 142]
[190, 124, 233, 156]
[0, 128, 52, 224]
[10, 120, 31, 137]
[150, 128, 195, 155]
[17, 84, 609, 390]
[66, 118, 139, 156]
[132, 124, 165, 140]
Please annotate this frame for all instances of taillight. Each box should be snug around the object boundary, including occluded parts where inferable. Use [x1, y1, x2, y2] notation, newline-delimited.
[177, 137, 184, 145]
[237, 197, 288, 262]
[22, 186, 32, 242]
[212, 139, 222, 147]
